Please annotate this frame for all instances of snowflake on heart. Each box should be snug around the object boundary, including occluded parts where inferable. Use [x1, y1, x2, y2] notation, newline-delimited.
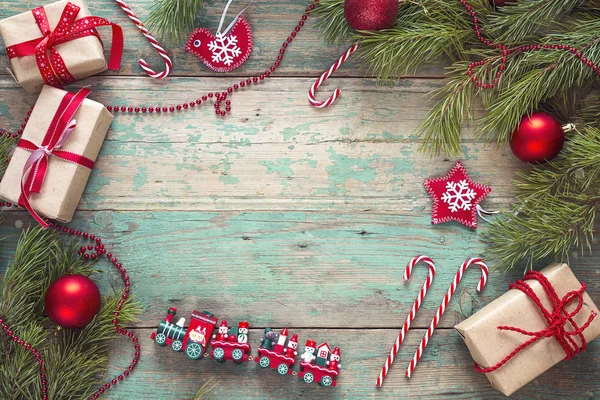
[208, 34, 241, 66]
[424, 161, 491, 228]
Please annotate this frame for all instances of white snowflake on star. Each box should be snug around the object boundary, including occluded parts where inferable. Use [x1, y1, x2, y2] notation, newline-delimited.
[208, 34, 241, 66]
[441, 180, 476, 213]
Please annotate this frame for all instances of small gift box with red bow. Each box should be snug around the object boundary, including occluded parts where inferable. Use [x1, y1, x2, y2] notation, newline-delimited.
[0, 85, 112, 226]
[0, 0, 122, 93]
[455, 263, 600, 396]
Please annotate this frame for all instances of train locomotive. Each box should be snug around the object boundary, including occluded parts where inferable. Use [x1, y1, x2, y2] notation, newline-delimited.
[152, 307, 341, 387]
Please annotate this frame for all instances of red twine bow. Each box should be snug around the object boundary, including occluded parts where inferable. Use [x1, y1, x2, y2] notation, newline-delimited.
[5, 2, 123, 88]
[475, 270, 597, 374]
[18, 88, 95, 229]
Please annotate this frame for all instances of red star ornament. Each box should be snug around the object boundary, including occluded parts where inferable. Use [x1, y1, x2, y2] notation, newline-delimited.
[424, 161, 491, 229]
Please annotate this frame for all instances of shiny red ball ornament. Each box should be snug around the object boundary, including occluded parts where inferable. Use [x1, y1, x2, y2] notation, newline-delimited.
[344, 0, 398, 31]
[509, 112, 565, 163]
[45, 275, 101, 328]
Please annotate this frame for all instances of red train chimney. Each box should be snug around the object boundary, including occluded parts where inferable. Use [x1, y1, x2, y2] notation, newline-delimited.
[166, 307, 177, 323]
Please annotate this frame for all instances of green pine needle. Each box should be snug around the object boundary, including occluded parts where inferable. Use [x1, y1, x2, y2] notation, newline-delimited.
[145, 0, 206, 43]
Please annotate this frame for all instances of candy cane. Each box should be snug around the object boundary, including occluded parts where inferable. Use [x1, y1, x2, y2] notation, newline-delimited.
[405, 258, 489, 378]
[308, 43, 359, 108]
[376, 256, 436, 387]
[114, 0, 173, 79]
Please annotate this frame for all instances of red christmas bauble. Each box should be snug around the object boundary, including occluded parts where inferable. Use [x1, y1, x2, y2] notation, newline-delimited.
[509, 112, 565, 163]
[344, 0, 398, 31]
[45, 274, 101, 329]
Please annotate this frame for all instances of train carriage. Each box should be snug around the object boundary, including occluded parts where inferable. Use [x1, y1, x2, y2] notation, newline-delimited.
[255, 347, 296, 375]
[210, 340, 251, 363]
[182, 310, 218, 360]
[298, 362, 339, 387]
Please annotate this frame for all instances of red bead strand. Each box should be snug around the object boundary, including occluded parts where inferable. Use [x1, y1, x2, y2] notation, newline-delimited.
[103, 1, 319, 117]
[461, 0, 600, 88]
[48, 221, 137, 400]
[0, 318, 48, 400]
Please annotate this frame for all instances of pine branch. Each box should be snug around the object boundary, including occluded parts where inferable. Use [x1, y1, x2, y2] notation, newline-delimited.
[488, 0, 584, 43]
[313, 0, 351, 43]
[145, 0, 206, 43]
[483, 126, 600, 270]
[0, 227, 140, 399]
[193, 378, 218, 400]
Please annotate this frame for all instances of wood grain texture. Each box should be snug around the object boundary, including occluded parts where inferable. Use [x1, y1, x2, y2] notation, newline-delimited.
[0, 0, 598, 399]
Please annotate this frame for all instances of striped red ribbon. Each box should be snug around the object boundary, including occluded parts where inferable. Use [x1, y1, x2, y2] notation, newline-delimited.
[6, 2, 123, 88]
[18, 88, 95, 228]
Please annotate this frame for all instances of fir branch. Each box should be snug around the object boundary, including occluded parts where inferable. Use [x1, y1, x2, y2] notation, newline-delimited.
[418, 64, 475, 155]
[313, 0, 351, 43]
[0, 136, 14, 178]
[483, 126, 600, 270]
[145, 0, 206, 43]
[0, 227, 140, 399]
[193, 378, 218, 399]
[488, 0, 584, 43]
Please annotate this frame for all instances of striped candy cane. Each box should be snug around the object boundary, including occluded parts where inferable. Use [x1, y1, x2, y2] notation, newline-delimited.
[115, 0, 173, 79]
[308, 43, 360, 108]
[405, 258, 489, 378]
[376, 256, 436, 387]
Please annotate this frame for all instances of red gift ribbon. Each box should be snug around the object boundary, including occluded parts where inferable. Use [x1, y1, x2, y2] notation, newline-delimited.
[18, 87, 96, 228]
[475, 270, 597, 374]
[5, 2, 123, 88]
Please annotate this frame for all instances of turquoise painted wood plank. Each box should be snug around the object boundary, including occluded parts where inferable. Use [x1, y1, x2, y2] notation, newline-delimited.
[0, 0, 447, 78]
[2, 211, 598, 330]
[0, 77, 519, 213]
[101, 328, 600, 399]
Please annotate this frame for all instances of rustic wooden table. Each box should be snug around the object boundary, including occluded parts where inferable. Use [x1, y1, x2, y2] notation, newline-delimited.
[0, 1, 599, 399]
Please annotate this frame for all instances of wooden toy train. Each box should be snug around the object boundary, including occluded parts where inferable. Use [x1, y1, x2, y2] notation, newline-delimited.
[151, 307, 341, 387]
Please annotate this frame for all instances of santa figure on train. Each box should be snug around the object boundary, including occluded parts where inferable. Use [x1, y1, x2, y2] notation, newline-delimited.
[284, 334, 298, 358]
[213, 320, 229, 341]
[327, 347, 341, 371]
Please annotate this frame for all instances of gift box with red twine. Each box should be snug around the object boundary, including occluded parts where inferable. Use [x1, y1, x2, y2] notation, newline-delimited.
[0, 0, 123, 93]
[455, 263, 600, 396]
[0, 85, 112, 226]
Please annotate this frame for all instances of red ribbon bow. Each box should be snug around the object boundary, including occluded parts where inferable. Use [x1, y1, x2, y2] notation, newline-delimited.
[6, 2, 123, 88]
[475, 270, 597, 374]
[18, 88, 96, 229]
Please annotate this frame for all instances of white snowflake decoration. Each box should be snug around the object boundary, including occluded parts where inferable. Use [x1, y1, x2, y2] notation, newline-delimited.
[441, 180, 476, 213]
[208, 34, 241, 66]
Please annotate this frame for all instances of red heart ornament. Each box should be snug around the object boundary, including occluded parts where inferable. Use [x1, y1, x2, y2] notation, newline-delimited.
[185, 16, 253, 73]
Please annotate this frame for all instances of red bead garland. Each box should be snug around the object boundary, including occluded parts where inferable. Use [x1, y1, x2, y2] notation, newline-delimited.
[0, 318, 48, 400]
[104, 1, 320, 117]
[461, 0, 600, 88]
[48, 221, 138, 400]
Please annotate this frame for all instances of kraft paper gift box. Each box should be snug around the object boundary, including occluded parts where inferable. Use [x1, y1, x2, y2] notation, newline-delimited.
[0, 0, 106, 93]
[0, 85, 112, 223]
[455, 263, 600, 396]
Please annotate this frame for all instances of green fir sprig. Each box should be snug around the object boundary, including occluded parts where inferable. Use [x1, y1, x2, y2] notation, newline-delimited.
[0, 227, 140, 399]
[483, 126, 600, 271]
[145, 0, 207, 43]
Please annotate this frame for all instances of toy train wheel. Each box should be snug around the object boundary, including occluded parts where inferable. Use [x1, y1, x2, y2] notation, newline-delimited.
[232, 349, 243, 361]
[186, 342, 203, 360]
[171, 340, 182, 352]
[155, 333, 166, 346]
[277, 363, 289, 375]
[302, 372, 314, 384]
[259, 356, 270, 368]
[320, 375, 333, 387]
[213, 347, 225, 361]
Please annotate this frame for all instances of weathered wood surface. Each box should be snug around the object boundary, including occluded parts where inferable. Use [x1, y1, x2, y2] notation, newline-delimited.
[0, 0, 599, 399]
[0, 0, 445, 78]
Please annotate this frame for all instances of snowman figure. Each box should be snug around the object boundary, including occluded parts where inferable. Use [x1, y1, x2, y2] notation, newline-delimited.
[237, 321, 249, 343]
[300, 339, 317, 364]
